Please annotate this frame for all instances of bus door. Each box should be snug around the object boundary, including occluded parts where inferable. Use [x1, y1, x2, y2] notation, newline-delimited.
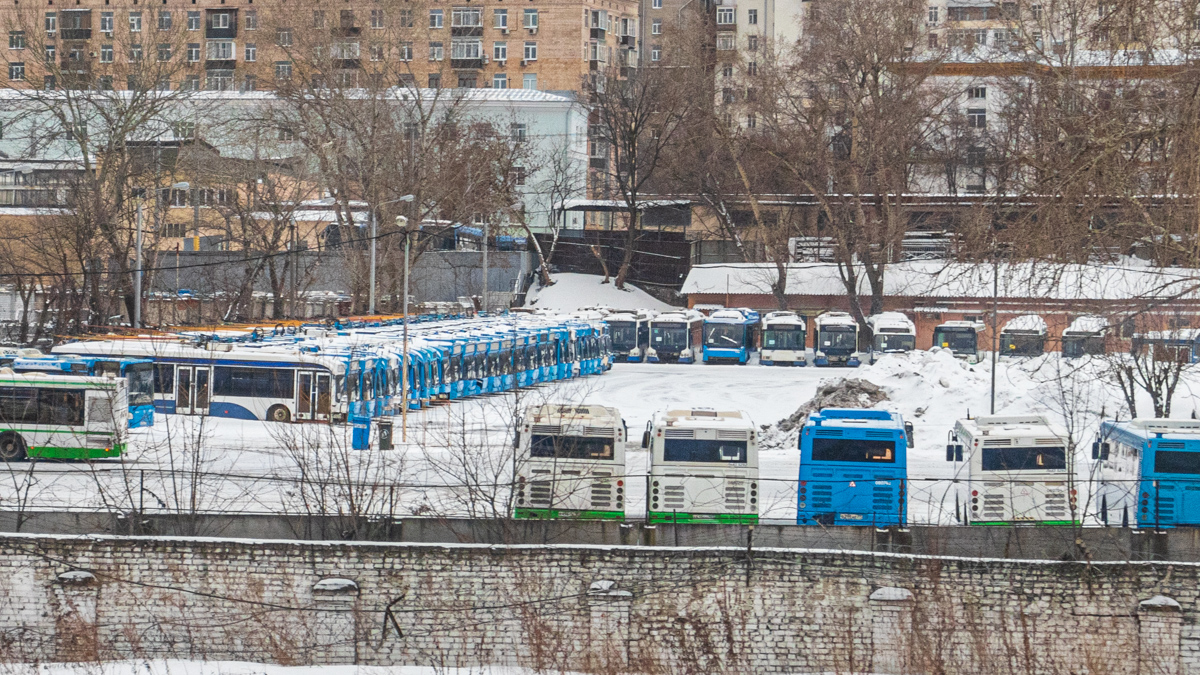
[296, 370, 320, 421]
[175, 366, 210, 415]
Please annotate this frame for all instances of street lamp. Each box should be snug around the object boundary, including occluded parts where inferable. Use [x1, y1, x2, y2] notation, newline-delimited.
[397, 214, 413, 441]
[368, 194, 415, 315]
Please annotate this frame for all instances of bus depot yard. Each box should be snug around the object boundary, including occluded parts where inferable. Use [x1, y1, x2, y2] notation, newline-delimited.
[0, 345, 1193, 529]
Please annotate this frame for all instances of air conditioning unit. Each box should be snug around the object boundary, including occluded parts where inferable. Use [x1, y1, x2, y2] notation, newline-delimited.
[501, 27, 509, 34]
[496, 57, 506, 63]
[528, 27, 538, 34]
[520, 58, 529, 66]
[482, 55, 489, 63]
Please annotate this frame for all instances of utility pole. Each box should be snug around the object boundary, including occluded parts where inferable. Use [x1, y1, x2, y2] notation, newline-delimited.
[401, 220, 411, 441]
[134, 201, 143, 328]
[369, 208, 378, 315]
[482, 220, 489, 312]
[990, 250, 999, 415]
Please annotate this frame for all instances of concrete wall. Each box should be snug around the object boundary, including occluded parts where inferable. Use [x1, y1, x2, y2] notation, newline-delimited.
[0, 532, 1196, 672]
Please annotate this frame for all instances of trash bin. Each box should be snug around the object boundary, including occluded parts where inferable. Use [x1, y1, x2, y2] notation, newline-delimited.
[378, 420, 393, 450]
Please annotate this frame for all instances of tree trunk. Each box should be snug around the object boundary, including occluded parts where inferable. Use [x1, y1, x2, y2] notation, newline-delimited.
[590, 245, 611, 284]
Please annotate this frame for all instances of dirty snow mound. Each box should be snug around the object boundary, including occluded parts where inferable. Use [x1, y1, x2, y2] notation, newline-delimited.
[759, 378, 889, 450]
[525, 273, 676, 312]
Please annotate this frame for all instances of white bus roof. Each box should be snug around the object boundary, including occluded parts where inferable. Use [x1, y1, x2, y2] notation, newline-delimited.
[0, 369, 125, 388]
[957, 414, 1066, 438]
[867, 312, 916, 333]
[53, 340, 350, 372]
[1063, 315, 1108, 336]
[815, 312, 857, 327]
[651, 310, 703, 323]
[936, 320, 985, 330]
[763, 312, 805, 327]
[526, 404, 622, 427]
[1001, 314, 1048, 334]
[1118, 419, 1200, 436]
[654, 408, 755, 431]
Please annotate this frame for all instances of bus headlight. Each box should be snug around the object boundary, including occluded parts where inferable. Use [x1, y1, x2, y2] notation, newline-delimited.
[628, 348, 640, 357]
[680, 349, 691, 358]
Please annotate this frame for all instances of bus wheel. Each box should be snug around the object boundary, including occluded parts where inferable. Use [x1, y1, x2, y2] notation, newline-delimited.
[266, 405, 292, 423]
[0, 433, 26, 461]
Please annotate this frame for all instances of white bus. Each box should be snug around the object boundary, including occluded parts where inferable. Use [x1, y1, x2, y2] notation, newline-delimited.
[513, 404, 626, 520]
[0, 371, 128, 461]
[644, 408, 758, 524]
[813, 312, 862, 367]
[866, 312, 916, 363]
[54, 340, 353, 423]
[932, 320, 986, 363]
[947, 415, 1077, 526]
[1000, 315, 1048, 357]
[760, 311, 807, 366]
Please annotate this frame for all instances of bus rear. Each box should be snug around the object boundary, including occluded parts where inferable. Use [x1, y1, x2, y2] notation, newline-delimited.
[798, 409, 909, 526]
[513, 405, 626, 520]
[645, 408, 758, 524]
[1097, 419, 1200, 528]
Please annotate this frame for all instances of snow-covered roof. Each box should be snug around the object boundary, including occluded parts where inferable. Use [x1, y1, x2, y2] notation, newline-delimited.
[706, 309, 758, 324]
[1001, 314, 1047, 334]
[1064, 315, 1108, 336]
[656, 408, 755, 431]
[815, 312, 857, 327]
[682, 261, 1200, 303]
[957, 414, 1066, 440]
[867, 312, 916, 333]
[763, 311, 805, 326]
[651, 310, 703, 324]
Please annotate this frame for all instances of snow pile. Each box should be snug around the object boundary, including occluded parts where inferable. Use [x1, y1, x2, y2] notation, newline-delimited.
[525, 273, 677, 312]
[760, 378, 890, 450]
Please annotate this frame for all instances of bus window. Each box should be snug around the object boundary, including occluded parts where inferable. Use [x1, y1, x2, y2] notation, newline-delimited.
[529, 435, 614, 460]
[37, 389, 85, 426]
[981, 446, 1066, 471]
[663, 439, 747, 463]
[87, 394, 114, 426]
[212, 367, 295, 399]
[154, 364, 175, 395]
[127, 365, 154, 408]
[0, 386, 38, 424]
[1154, 450, 1200, 474]
[810, 438, 896, 463]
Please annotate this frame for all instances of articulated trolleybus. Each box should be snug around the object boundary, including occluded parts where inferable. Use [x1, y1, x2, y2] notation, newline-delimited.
[798, 409, 912, 526]
[701, 309, 760, 364]
[645, 408, 758, 524]
[0, 371, 129, 461]
[947, 415, 1077, 525]
[760, 311, 807, 366]
[513, 404, 627, 520]
[1094, 419, 1200, 528]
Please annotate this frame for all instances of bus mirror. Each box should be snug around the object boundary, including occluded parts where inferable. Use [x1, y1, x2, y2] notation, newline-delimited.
[904, 421, 914, 449]
[946, 444, 962, 461]
[1092, 441, 1110, 460]
[946, 444, 954, 461]
[956, 445, 964, 462]
[641, 430, 651, 449]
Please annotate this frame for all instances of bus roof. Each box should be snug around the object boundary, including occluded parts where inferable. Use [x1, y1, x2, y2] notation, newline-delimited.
[957, 414, 1066, 439]
[1001, 314, 1048, 334]
[806, 408, 906, 430]
[0, 369, 123, 388]
[526, 404, 622, 427]
[935, 320, 985, 331]
[655, 408, 755, 431]
[815, 312, 857, 327]
[867, 312, 916, 333]
[1101, 418, 1200, 442]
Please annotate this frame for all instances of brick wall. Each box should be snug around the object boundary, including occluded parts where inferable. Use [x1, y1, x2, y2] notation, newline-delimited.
[2, 533, 1199, 672]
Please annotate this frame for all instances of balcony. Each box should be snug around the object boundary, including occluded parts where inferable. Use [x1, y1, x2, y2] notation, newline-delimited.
[334, 59, 361, 69]
[205, 10, 238, 39]
[620, 35, 635, 46]
[451, 57, 484, 69]
[451, 25, 483, 37]
[590, 27, 606, 39]
[205, 59, 236, 69]
[60, 28, 91, 40]
[332, 26, 361, 37]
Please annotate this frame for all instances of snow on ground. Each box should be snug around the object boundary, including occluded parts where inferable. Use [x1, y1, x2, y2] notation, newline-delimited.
[3, 347, 1200, 526]
[525, 273, 677, 311]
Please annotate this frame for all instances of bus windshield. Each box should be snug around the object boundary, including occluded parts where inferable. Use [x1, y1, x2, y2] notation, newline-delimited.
[1001, 333, 1045, 356]
[763, 327, 804, 350]
[934, 329, 977, 353]
[126, 364, 155, 408]
[818, 327, 856, 351]
[810, 438, 896, 463]
[981, 446, 1066, 471]
[529, 434, 614, 460]
[873, 334, 915, 352]
[663, 438, 747, 463]
[705, 324, 744, 348]
[608, 322, 638, 350]
[1153, 450, 1200, 474]
[651, 324, 689, 349]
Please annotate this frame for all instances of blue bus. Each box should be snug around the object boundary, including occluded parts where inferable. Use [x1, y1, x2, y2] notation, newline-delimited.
[1095, 418, 1200, 528]
[10, 355, 156, 428]
[702, 309, 761, 364]
[798, 409, 912, 526]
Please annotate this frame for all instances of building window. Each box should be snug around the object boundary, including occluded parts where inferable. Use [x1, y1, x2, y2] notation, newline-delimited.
[211, 12, 230, 29]
[430, 9, 444, 29]
[158, 10, 172, 31]
[651, 45, 660, 61]
[129, 44, 143, 61]
[275, 60, 292, 80]
[511, 167, 526, 185]
[244, 43, 256, 61]
[100, 12, 114, 33]
[717, 8, 735, 24]
[928, 33, 939, 48]
[399, 42, 412, 60]
[101, 44, 114, 62]
[452, 39, 482, 59]
[245, 10, 257, 30]
[495, 9, 508, 29]
[98, 75, 114, 90]
[241, 74, 256, 91]
[369, 44, 383, 61]
[371, 9, 385, 28]
[652, 19, 662, 35]
[187, 11, 200, 30]
[928, 6, 939, 24]
[653, 0, 662, 9]
[721, 62, 732, 77]
[494, 41, 507, 60]
[1031, 4, 1042, 20]
[457, 74, 476, 88]
[182, 74, 200, 90]
[312, 10, 326, 28]
[44, 44, 54, 63]
[493, 72, 507, 88]
[748, 9, 758, 24]
[523, 41, 537, 60]
[968, 85, 987, 99]
[44, 12, 56, 34]
[967, 108, 987, 129]
[747, 60, 757, 76]
[748, 35, 758, 51]
[186, 43, 199, 61]
[523, 8, 539, 29]
[428, 73, 441, 88]
[206, 41, 233, 59]
[716, 33, 735, 50]
[747, 113, 756, 128]
[276, 28, 292, 47]
[452, 8, 482, 27]
[157, 43, 171, 61]
[7, 62, 23, 81]
[129, 12, 142, 32]
[277, 127, 294, 141]
[429, 41, 444, 60]
[332, 41, 359, 59]
[523, 72, 537, 89]
[511, 123, 527, 142]
[722, 87, 734, 103]
[206, 69, 233, 90]
[966, 145, 986, 166]
[8, 32, 24, 50]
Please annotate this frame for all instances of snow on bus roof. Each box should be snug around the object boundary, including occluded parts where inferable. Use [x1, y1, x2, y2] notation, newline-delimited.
[682, 261, 1200, 302]
[1001, 314, 1047, 333]
[1064, 315, 1108, 336]
[867, 312, 915, 331]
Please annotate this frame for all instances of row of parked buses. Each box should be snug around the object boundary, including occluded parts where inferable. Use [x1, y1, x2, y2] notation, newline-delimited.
[47, 314, 614, 425]
[604, 308, 1130, 367]
[514, 404, 1200, 530]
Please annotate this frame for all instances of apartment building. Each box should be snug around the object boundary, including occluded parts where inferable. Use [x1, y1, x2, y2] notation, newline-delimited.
[3, 0, 638, 93]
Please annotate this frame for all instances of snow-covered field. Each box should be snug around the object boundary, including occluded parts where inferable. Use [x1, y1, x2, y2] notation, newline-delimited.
[524, 273, 676, 311]
[0, 344, 1193, 525]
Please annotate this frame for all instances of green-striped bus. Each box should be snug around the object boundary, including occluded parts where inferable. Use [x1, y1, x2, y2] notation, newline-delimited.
[0, 371, 129, 461]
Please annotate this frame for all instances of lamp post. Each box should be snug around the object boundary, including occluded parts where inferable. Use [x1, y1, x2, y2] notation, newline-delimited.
[368, 194, 415, 315]
[134, 200, 143, 328]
